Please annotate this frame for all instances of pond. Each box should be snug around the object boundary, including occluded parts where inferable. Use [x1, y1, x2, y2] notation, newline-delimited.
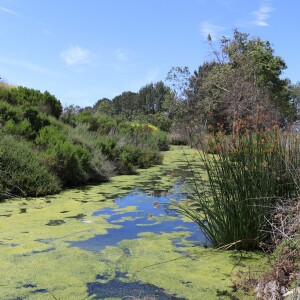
[0, 146, 264, 300]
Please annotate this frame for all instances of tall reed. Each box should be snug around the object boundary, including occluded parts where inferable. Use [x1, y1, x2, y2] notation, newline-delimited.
[177, 122, 300, 250]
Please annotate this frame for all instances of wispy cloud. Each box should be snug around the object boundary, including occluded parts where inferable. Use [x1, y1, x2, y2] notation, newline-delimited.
[108, 48, 135, 72]
[200, 21, 225, 40]
[0, 56, 64, 78]
[60, 46, 91, 66]
[42, 28, 54, 37]
[114, 48, 129, 63]
[131, 67, 160, 91]
[252, 3, 273, 26]
[0, 6, 19, 16]
[145, 67, 160, 83]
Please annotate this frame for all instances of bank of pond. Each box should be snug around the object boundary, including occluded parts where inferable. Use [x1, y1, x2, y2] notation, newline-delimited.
[0, 146, 267, 299]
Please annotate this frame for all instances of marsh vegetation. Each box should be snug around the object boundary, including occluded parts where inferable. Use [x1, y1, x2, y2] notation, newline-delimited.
[1, 30, 300, 299]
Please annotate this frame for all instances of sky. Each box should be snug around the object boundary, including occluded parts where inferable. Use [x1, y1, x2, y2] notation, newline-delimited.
[0, 0, 299, 107]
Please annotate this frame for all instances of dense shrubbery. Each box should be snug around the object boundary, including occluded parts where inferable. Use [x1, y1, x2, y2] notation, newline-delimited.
[0, 86, 62, 118]
[0, 83, 169, 199]
[0, 134, 61, 200]
[36, 125, 113, 185]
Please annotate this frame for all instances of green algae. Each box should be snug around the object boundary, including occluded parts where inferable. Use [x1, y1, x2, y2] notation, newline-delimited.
[114, 232, 264, 299]
[0, 146, 266, 299]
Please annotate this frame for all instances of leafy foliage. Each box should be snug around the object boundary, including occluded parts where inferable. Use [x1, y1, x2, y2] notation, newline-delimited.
[0, 86, 62, 118]
[0, 134, 61, 199]
[167, 30, 297, 138]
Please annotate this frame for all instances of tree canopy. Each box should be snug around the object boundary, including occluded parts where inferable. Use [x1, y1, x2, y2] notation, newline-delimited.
[169, 30, 296, 133]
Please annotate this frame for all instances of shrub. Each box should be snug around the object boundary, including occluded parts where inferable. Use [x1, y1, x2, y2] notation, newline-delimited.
[89, 115, 116, 134]
[0, 101, 21, 123]
[144, 112, 172, 132]
[89, 148, 116, 181]
[0, 134, 61, 200]
[3, 119, 35, 140]
[35, 125, 68, 147]
[37, 125, 116, 185]
[152, 130, 170, 151]
[43, 141, 90, 186]
[23, 108, 50, 133]
[96, 134, 163, 174]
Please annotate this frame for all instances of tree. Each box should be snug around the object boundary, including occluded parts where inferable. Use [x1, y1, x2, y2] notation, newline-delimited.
[290, 82, 300, 119]
[60, 104, 82, 127]
[112, 91, 138, 119]
[178, 30, 296, 132]
[138, 81, 171, 115]
[93, 98, 115, 116]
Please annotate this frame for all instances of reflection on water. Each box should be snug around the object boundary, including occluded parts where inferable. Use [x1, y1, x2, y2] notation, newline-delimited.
[87, 271, 186, 300]
[71, 185, 207, 251]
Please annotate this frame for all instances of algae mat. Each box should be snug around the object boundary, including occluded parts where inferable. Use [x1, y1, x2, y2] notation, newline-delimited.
[0, 146, 264, 299]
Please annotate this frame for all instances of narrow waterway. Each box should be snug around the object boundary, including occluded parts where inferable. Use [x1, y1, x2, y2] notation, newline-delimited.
[0, 146, 264, 300]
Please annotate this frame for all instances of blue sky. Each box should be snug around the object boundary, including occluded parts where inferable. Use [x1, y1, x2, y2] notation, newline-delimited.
[0, 0, 299, 107]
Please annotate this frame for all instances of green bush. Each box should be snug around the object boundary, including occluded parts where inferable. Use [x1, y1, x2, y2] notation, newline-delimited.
[88, 115, 116, 134]
[0, 134, 61, 200]
[43, 140, 90, 186]
[89, 148, 115, 181]
[0, 101, 21, 123]
[152, 130, 170, 151]
[37, 125, 116, 185]
[144, 112, 172, 132]
[96, 134, 163, 174]
[35, 125, 68, 147]
[36, 125, 89, 186]
[67, 126, 116, 181]
[0, 82, 168, 196]
[0, 86, 62, 118]
[3, 119, 35, 140]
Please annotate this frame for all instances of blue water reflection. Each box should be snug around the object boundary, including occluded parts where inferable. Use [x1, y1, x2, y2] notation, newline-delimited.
[71, 187, 207, 251]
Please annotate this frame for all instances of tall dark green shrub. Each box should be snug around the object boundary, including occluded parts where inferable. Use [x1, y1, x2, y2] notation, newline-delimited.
[0, 134, 61, 200]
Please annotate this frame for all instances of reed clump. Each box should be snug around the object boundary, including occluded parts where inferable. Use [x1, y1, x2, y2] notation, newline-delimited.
[177, 113, 300, 250]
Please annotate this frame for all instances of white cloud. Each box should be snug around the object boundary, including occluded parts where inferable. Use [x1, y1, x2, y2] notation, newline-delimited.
[200, 21, 225, 41]
[60, 46, 91, 66]
[0, 6, 19, 16]
[252, 4, 273, 26]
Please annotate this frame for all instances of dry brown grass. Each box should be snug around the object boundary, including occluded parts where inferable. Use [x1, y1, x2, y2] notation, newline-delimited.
[233, 199, 300, 299]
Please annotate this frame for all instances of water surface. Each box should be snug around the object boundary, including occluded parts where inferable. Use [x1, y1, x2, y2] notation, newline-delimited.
[71, 187, 207, 251]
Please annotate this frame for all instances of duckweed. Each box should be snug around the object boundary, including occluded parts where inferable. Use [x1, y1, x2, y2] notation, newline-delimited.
[0, 146, 266, 299]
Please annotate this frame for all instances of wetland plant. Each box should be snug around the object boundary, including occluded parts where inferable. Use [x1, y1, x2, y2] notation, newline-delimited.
[176, 118, 300, 250]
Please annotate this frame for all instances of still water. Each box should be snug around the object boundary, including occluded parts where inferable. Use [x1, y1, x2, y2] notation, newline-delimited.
[71, 186, 206, 252]
[70, 185, 207, 299]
